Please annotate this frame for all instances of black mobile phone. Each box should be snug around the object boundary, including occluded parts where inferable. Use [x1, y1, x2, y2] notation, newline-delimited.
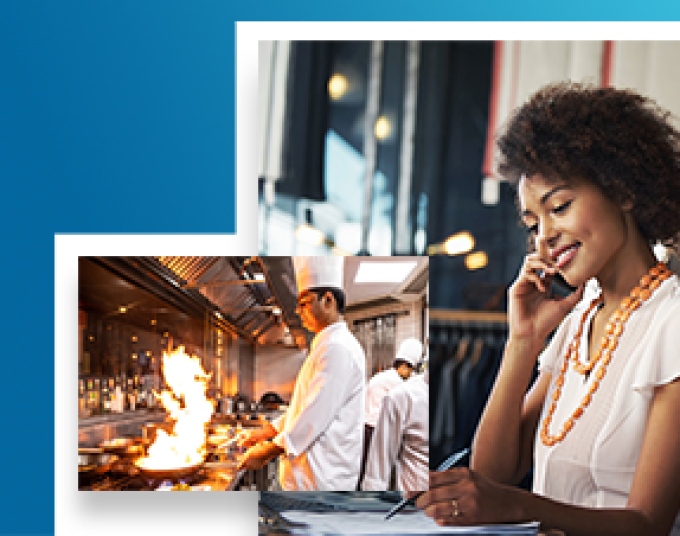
[549, 272, 577, 299]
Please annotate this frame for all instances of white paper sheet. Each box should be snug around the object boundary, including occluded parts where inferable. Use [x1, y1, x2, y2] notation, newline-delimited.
[280, 510, 540, 535]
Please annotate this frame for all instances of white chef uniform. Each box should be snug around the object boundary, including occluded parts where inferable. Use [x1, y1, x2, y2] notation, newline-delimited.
[270, 256, 367, 491]
[365, 338, 423, 427]
[362, 371, 429, 492]
[365, 368, 404, 427]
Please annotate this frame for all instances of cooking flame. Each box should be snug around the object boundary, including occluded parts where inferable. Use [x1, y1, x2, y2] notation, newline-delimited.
[135, 346, 215, 470]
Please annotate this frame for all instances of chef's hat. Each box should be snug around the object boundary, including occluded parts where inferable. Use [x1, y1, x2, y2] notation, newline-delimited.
[292, 256, 344, 294]
[396, 337, 423, 367]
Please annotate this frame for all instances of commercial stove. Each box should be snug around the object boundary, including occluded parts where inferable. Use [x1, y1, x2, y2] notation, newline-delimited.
[78, 450, 245, 491]
[79, 417, 278, 491]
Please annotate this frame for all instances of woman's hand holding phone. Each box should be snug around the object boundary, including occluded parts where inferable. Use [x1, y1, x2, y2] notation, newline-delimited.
[508, 253, 584, 351]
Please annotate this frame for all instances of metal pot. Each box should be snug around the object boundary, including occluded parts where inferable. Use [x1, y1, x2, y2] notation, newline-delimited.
[78, 448, 118, 473]
[99, 438, 136, 454]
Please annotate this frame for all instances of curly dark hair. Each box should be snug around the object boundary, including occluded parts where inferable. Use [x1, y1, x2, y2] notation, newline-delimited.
[497, 82, 680, 247]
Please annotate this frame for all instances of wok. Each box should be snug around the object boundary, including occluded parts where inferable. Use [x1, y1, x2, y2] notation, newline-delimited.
[135, 460, 205, 481]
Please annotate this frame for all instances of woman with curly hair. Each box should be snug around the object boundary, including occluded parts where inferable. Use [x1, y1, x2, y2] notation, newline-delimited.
[414, 83, 680, 535]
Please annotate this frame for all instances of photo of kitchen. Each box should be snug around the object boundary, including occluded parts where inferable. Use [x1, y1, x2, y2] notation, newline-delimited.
[78, 255, 428, 491]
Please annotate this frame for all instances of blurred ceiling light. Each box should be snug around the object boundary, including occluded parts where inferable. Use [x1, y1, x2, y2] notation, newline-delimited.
[150, 319, 156, 325]
[295, 223, 325, 246]
[119, 306, 127, 313]
[374, 116, 392, 141]
[328, 73, 348, 101]
[442, 231, 475, 256]
[465, 251, 488, 271]
[355, 261, 417, 283]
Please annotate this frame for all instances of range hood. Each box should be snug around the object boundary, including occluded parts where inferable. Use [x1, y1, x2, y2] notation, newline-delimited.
[91, 256, 308, 347]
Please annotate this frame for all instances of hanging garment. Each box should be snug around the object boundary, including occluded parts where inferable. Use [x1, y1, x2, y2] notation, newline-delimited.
[455, 341, 501, 452]
[431, 341, 465, 467]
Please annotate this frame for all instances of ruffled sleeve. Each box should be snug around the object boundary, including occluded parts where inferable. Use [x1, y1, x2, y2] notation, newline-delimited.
[537, 307, 581, 375]
[631, 290, 680, 397]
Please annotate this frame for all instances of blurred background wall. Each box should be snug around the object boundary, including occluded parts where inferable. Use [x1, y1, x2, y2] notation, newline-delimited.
[258, 40, 680, 312]
[259, 40, 680, 469]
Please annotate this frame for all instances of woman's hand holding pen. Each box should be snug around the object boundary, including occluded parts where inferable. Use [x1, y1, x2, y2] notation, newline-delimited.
[508, 253, 584, 349]
[412, 468, 524, 527]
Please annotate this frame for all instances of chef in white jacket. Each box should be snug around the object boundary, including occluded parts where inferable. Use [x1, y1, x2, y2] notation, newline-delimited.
[361, 368, 429, 493]
[359, 337, 423, 488]
[237, 256, 366, 490]
[365, 338, 423, 428]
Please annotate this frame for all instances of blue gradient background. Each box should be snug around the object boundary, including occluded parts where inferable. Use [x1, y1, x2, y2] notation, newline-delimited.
[2, 1, 679, 535]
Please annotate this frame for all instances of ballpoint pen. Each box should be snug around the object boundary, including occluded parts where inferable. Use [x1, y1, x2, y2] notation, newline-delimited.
[384, 447, 471, 521]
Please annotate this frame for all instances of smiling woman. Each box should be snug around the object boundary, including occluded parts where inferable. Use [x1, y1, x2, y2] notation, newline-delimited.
[416, 83, 680, 536]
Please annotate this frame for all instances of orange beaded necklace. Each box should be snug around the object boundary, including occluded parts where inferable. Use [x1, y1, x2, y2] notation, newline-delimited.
[540, 262, 672, 447]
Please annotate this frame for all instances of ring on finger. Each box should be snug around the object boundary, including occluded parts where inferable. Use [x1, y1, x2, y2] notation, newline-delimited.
[451, 499, 461, 517]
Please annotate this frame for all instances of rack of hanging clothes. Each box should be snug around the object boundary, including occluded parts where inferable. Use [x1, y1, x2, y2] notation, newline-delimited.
[429, 310, 514, 472]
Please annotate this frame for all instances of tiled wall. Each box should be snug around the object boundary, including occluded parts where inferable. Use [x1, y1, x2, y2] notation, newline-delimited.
[345, 297, 427, 377]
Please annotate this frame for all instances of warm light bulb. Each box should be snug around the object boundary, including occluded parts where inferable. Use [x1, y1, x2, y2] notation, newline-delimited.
[442, 231, 475, 256]
[119, 306, 127, 313]
[374, 116, 391, 140]
[465, 251, 488, 271]
[328, 73, 348, 101]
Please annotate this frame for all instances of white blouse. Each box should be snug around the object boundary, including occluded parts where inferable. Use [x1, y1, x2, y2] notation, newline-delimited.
[534, 274, 680, 534]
